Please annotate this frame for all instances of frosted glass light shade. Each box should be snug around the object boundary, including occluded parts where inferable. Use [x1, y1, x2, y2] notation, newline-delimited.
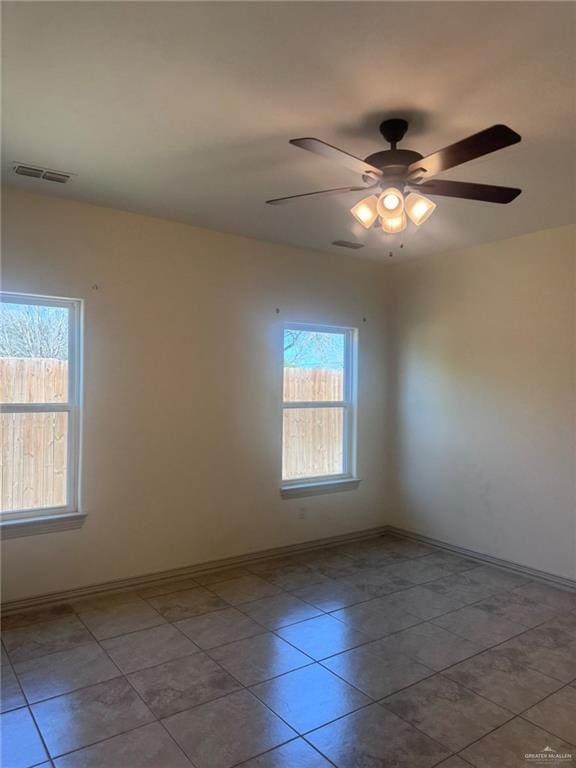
[405, 192, 436, 226]
[350, 195, 379, 229]
[377, 187, 404, 218]
[381, 212, 407, 234]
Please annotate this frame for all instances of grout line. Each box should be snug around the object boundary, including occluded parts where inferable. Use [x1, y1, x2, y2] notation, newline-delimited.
[201, 577, 542, 751]
[453, 754, 477, 767]
[6, 536, 576, 767]
[450, 712, 575, 765]
[26, 701, 58, 765]
[7, 638, 97, 669]
[1, 527, 391, 616]
[4, 541, 558, 669]
[33, 714, 164, 763]
[230, 735, 342, 768]
[516, 711, 576, 751]
[36, 646, 165, 763]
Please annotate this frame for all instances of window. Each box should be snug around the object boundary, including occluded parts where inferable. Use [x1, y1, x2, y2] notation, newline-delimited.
[282, 323, 357, 490]
[0, 293, 82, 532]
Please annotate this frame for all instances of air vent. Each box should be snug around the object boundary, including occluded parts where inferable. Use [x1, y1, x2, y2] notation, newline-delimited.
[13, 163, 73, 184]
[14, 164, 43, 179]
[41, 171, 69, 183]
[332, 240, 364, 250]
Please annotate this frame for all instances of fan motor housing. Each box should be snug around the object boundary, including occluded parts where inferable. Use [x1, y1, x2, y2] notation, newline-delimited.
[362, 149, 423, 184]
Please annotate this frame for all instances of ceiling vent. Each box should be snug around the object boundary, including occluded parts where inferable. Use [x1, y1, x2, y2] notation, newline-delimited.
[13, 163, 73, 184]
[332, 240, 364, 250]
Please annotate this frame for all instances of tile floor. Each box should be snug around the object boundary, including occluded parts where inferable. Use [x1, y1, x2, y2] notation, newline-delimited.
[2, 534, 576, 768]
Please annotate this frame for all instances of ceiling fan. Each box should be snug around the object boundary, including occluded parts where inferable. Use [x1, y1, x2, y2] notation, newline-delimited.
[266, 119, 522, 235]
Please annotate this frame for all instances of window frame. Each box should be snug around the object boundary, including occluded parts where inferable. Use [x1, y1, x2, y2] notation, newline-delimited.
[0, 292, 83, 532]
[281, 322, 358, 492]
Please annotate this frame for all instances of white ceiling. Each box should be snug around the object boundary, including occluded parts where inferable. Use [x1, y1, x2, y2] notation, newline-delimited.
[2, 1, 575, 261]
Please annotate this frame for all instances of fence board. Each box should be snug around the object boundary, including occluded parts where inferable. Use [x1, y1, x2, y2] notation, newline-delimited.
[1, 358, 68, 512]
[282, 367, 344, 480]
[1, 360, 346, 509]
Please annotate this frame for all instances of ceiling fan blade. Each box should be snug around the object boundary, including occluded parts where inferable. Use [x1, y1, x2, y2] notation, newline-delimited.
[409, 179, 521, 204]
[408, 125, 521, 181]
[290, 138, 383, 178]
[266, 185, 372, 205]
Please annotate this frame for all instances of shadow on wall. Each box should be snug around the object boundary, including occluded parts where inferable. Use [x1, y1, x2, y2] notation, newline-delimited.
[384, 231, 576, 579]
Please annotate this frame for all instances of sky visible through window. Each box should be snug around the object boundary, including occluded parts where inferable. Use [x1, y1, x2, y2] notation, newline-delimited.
[284, 329, 344, 369]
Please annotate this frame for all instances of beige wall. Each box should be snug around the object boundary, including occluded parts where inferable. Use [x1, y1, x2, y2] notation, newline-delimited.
[2, 188, 574, 602]
[387, 226, 576, 580]
[1, 188, 389, 601]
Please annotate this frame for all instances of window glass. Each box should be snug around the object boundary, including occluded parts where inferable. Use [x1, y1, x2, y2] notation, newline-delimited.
[282, 407, 344, 481]
[0, 302, 69, 404]
[282, 324, 356, 485]
[1, 412, 68, 512]
[0, 294, 80, 519]
[283, 329, 345, 402]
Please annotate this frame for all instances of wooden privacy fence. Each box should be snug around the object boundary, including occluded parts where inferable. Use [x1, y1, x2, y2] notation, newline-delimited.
[0, 359, 344, 510]
[283, 367, 344, 480]
[1, 357, 68, 512]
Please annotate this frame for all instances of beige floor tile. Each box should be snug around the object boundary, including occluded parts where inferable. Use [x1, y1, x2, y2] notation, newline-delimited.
[382, 622, 482, 671]
[2, 604, 74, 631]
[432, 604, 526, 647]
[1, 706, 48, 768]
[175, 607, 265, 649]
[276, 614, 369, 660]
[444, 647, 563, 712]
[209, 632, 311, 685]
[53, 722, 193, 767]
[209, 575, 282, 605]
[307, 703, 450, 767]
[251, 664, 369, 733]
[496, 623, 576, 682]
[467, 566, 531, 593]
[78, 600, 166, 640]
[1, 665, 26, 712]
[70, 590, 144, 613]
[162, 689, 296, 768]
[15, 642, 120, 703]
[523, 686, 576, 744]
[323, 639, 433, 699]
[240, 593, 322, 629]
[127, 652, 241, 717]
[3, 616, 93, 663]
[147, 587, 227, 621]
[385, 585, 465, 619]
[514, 582, 576, 612]
[32, 677, 154, 757]
[290, 581, 370, 611]
[238, 737, 332, 767]
[137, 577, 201, 599]
[384, 673, 510, 750]
[470, 592, 560, 628]
[332, 597, 421, 640]
[101, 623, 198, 672]
[461, 717, 576, 767]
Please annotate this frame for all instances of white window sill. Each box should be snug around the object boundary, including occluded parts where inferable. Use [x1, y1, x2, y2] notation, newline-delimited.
[0, 511, 87, 539]
[281, 478, 361, 498]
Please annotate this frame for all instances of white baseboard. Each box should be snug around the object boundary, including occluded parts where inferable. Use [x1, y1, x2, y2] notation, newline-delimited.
[1, 525, 389, 614]
[386, 525, 576, 592]
[3, 523, 575, 615]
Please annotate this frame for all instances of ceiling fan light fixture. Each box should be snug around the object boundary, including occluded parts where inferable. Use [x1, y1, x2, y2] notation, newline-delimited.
[350, 195, 379, 229]
[405, 192, 436, 226]
[377, 187, 404, 218]
[381, 212, 407, 234]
